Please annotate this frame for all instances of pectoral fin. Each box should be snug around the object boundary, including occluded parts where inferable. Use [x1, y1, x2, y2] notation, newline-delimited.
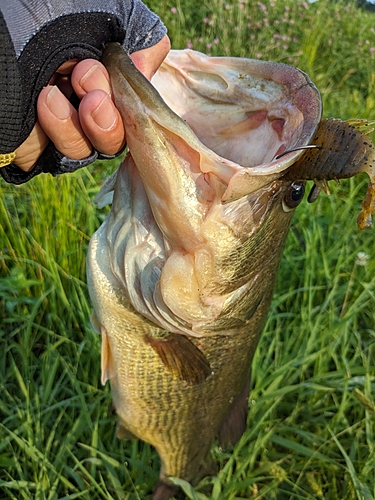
[145, 333, 211, 385]
[101, 326, 115, 385]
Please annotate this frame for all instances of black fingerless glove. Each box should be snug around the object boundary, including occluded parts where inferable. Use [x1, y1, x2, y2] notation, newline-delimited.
[0, 0, 167, 184]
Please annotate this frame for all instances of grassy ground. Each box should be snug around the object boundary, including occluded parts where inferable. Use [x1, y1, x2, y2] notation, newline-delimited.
[1, 0, 375, 498]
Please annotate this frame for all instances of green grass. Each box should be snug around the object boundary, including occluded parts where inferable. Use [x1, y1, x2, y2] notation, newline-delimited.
[1, 0, 375, 498]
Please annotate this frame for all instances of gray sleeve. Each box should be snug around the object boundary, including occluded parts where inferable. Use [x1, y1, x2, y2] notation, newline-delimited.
[122, 0, 168, 53]
[1, 0, 167, 57]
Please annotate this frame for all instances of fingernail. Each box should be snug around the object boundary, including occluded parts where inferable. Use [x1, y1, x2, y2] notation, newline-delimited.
[46, 86, 72, 119]
[80, 65, 111, 93]
[91, 94, 117, 130]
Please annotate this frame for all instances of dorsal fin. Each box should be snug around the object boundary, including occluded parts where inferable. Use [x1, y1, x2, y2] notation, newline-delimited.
[218, 376, 250, 448]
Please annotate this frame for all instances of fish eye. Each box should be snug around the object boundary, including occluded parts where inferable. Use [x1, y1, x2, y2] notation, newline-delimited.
[282, 182, 305, 212]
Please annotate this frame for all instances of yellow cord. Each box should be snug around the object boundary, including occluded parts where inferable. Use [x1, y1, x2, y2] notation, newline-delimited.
[0, 151, 16, 167]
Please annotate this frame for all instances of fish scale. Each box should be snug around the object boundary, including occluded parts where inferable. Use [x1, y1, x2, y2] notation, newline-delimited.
[101, 287, 259, 478]
[88, 163, 292, 490]
[87, 43, 375, 499]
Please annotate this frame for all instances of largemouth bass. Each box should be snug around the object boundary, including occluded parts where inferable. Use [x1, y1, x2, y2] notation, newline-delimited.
[87, 43, 375, 499]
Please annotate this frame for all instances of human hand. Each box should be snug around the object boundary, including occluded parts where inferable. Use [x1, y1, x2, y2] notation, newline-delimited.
[15, 34, 170, 172]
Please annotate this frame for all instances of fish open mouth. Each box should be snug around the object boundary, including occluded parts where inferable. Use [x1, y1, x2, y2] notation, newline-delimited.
[151, 49, 322, 203]
[152, 49, 321, 170]
[103, 45, 322, 210]
[97, 44, 323, 338]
